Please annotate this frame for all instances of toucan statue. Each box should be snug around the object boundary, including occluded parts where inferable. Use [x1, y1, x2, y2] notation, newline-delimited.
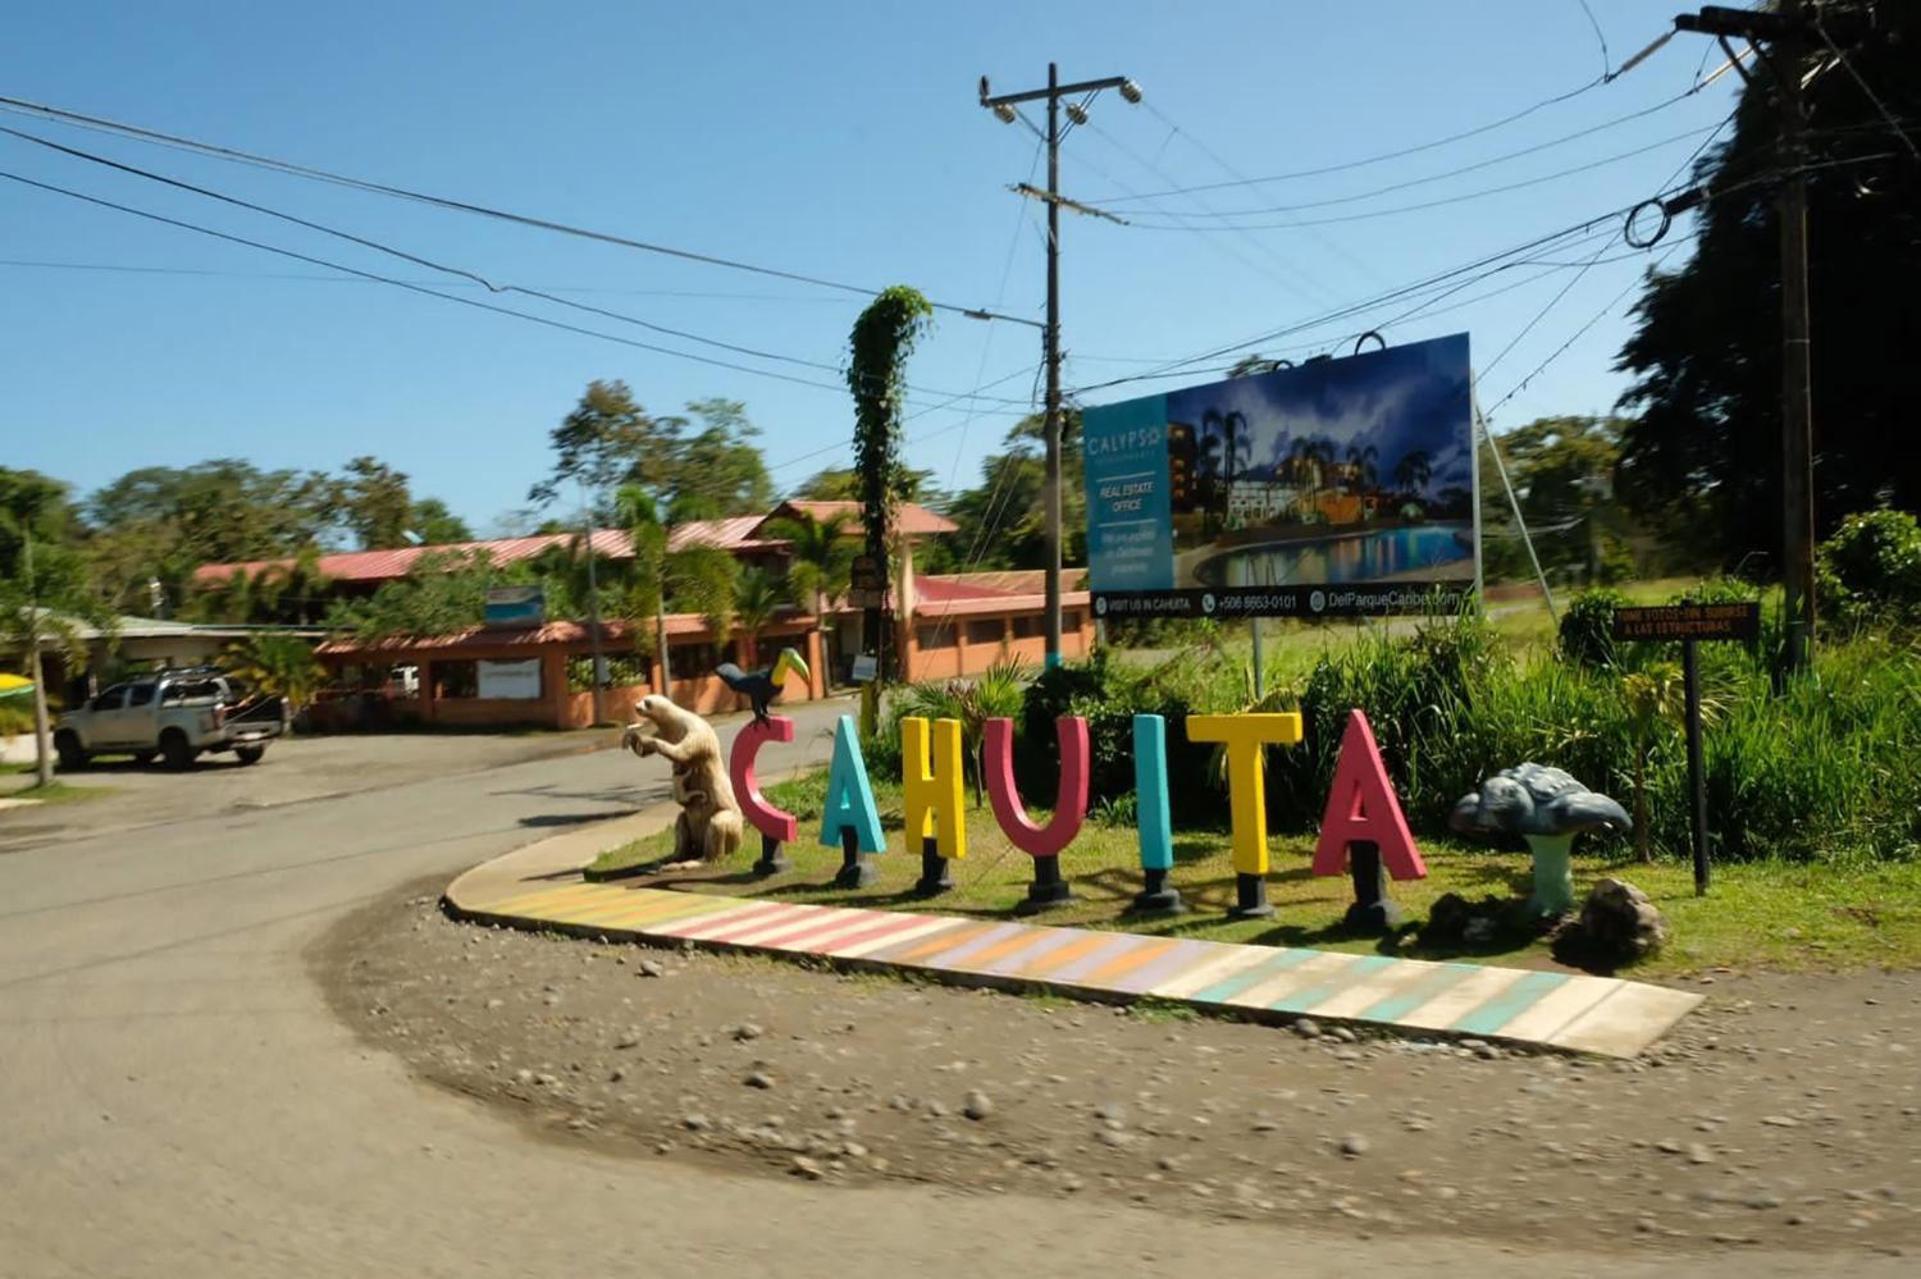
[715, 647, 811, 723]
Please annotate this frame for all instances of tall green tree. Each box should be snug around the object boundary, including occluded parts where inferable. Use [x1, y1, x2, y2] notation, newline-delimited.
[406, 498, 472, 545]
[793, 465, 941, 505]
[0, 472, 113, 785]
[335, 456, 414, 549]
[675, 399, 774, 516]
[530, 383, 773, 521]
[615, 487, 739, 684]
[1614, 1, 1921, 565]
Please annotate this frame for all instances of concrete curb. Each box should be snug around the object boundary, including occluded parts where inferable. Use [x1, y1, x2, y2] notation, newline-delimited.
[444, 805, 680, 912]
[440, 826, 1703, 1059]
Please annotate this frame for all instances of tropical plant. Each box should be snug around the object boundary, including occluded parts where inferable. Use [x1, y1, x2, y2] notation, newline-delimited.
[616, 486, 740, 680]
[222, 632, 326, 728]
[1817, 507, 1921, 631]
[767, 509, 854, 645]
[1344, 443, 1378, 496]
[1619, 663, 1692, 863]
[731, 566, 784, 667]
[1557, 587, 1630, 669]
[895, 655, 1031, 805]
[1392, 449, 1433, 499]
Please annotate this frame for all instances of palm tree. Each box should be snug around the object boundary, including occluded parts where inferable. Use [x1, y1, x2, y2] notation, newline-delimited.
[1391, 448, 1433, 500]
[1344, 443, 1379, 496]
[1201, 409, 1254, 531]
[1620, 664, 1698, 863]
[1289, 438, 1336, 519]
[1195, 433, 1224, 536]
[731, 566, 783, 669]
[221, 633, 325, 731]
[617, 485, 740, 686]
[765, 510, 853, 680]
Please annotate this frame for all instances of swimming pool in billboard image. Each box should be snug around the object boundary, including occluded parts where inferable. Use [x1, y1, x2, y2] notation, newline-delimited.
[1193, 522, 1476, 588]
[1164, 335, 1475, 591]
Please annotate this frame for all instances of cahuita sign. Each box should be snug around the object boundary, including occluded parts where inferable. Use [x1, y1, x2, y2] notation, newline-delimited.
[1081, 334, 1479, 619]
[730, 710, 1427, 926]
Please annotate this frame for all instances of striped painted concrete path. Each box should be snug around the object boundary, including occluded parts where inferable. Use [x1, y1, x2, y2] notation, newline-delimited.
[452, 879, 1702, 1058]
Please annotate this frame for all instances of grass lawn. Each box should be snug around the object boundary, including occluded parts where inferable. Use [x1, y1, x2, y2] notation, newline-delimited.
[1107, 576, 1718, 688]
[591, 770, 1921, 979]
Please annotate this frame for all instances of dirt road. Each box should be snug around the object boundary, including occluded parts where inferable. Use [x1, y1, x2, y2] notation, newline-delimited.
[1, 694, 1911, 1277]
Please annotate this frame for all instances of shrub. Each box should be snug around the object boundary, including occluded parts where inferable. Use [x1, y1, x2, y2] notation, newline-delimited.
[1817, 508, 1921, 631]
[1557, 587, 1628, 668]
[0, 699, 33, 737]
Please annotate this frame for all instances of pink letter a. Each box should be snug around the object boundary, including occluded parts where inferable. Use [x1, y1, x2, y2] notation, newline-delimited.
[1312, 710, 1426, 881]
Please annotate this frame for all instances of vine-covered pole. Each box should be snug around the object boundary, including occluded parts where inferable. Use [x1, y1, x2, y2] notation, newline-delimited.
[847, 286, 933, 688]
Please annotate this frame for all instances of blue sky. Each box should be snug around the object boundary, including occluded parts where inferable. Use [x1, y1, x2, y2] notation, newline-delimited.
[0, 1, 1738, 534]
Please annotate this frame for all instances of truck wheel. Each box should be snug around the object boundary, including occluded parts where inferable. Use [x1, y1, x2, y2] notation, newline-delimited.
[234, 745, 266, 766]
[55, 730, 89, 771]
[160, 729, 194, 771]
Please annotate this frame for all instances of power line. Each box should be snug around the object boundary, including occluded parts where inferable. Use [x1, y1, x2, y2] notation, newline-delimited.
[1139, 99, 1389, 286]
[1067, 204, 1638, 396]
[1070, 73, 1614, 204]
[0, 128, 1038, 407]
[1813, 17, 1921, 164]
[0, 91, 1043, 330]
[1121, 123, 1723, 230]
[1573, 0, 1612, 81]
[1073, 118, 1342, 309]
[0, 166, 1032, 418]
[0, 257, 854, 301]
[1102, 90, 1701, 215]
[1481, 243, 1685, 420]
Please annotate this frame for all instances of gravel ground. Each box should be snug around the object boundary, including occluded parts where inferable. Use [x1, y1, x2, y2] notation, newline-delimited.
[320, 881, 1920, 1260]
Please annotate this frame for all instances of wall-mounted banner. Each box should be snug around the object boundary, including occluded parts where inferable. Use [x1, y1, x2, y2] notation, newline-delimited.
[1081, 334, 1479, 619]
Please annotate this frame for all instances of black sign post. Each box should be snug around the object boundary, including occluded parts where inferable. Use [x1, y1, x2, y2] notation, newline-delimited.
[1610, 602, 1761, 896]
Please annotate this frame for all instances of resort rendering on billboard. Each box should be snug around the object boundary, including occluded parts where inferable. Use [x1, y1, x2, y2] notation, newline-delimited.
[1082, 333, 1479, 619]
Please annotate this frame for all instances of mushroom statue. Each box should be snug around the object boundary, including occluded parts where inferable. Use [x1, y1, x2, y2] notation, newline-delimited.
[1448, 763, 1630, 918]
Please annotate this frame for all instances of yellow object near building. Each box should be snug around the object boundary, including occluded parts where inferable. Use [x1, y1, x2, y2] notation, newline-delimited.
[1184, 712, 1304, 875]
[901, 716, 968, 862]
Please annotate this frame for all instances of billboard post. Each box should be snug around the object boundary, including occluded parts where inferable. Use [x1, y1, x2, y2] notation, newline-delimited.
[1082, 334, 1480, 622]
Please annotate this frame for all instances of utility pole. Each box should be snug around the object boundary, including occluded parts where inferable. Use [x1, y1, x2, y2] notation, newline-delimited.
[579, 486, 605, 725]
[1776, 0, 1816, 673]
[1672, 2, 1826, 674]
[981, 66, 1141, 669]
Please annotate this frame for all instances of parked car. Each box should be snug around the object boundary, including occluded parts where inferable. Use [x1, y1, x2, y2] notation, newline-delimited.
[54, 667, 284, 770]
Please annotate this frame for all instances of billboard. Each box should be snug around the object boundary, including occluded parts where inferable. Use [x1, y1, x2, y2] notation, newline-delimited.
[1082, 333, 1478, 619]
[483, 585, 545, 627]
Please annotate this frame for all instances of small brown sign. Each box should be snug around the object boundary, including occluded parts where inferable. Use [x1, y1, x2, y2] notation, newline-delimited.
[850, 554, 883, 592]
[1610, 602, 1760, 642]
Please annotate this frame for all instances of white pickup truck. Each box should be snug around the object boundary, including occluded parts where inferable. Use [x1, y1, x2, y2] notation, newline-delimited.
[54, 668, 284, 771]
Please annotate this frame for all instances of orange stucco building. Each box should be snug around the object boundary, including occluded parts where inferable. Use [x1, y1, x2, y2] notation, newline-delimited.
[198, 500, 1093, 730]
